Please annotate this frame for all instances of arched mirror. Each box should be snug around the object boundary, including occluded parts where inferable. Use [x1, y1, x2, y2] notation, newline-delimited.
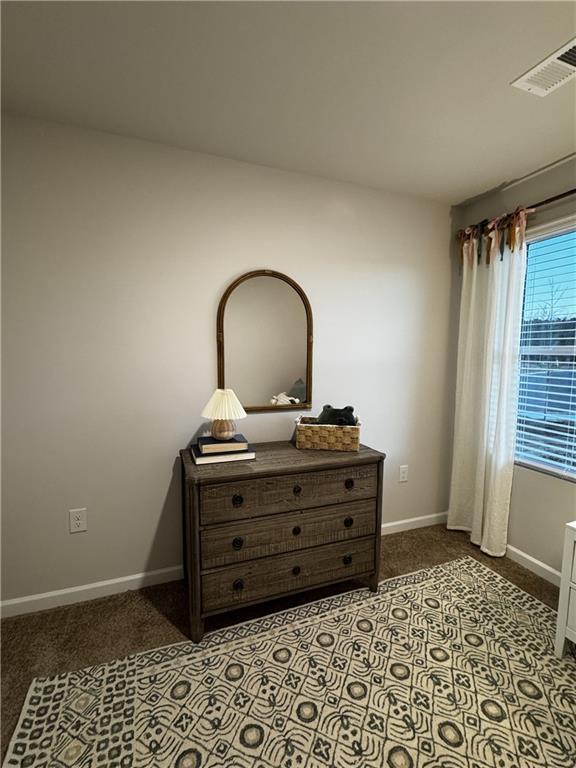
[217, 270, 313, 412]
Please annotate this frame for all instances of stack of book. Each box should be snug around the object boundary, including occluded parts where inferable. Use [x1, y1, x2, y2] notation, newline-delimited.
[190, 434, 255, 465]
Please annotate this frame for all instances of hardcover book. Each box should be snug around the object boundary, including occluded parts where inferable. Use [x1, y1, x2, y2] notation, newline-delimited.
[190, 443, 255, 465]
[198, 435, 249, 454]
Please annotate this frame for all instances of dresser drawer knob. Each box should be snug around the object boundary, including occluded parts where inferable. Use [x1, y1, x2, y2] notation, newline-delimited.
[232, 537, 244, 550]
[344, 479, 355, 490]
[343, 554, 353, 566]
[292, 566, 301, 576]
[344, 516, 354, 528]
[232, 494, 244, 508]
[233, 579, 244, 592]
[292, 525, 301, 536]
[293, 484, 302, 496]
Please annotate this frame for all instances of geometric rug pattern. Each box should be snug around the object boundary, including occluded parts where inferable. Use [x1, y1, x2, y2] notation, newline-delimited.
[3, 557, 576, 767]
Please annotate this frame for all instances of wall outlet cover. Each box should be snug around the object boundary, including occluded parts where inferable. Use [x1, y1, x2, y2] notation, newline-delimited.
[69, 507, 88, 533]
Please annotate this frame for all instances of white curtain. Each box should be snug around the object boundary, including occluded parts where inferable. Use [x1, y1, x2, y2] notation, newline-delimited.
[447, 227, 527, 556]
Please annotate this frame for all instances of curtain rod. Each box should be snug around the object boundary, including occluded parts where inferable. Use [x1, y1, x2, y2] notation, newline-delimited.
[528, 187, 576, 210]
[458, 188, 576, 239]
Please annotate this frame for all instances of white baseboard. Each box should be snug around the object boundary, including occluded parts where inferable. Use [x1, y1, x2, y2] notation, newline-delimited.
[2, 522, 558, 618]
[0, 512, 446, 618]
[0, 565, 183, 618]
[506, 545, 561, 587]
[381, 512, 448, 535]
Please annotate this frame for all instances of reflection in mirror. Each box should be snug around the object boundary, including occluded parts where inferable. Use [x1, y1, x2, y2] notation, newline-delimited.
[224, 276, 308, 408]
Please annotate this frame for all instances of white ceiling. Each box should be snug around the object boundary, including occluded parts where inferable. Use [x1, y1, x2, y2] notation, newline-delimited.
[3, 1, 575, 203]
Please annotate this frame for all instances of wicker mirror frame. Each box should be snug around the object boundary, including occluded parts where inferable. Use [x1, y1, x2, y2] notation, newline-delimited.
[217, 269, 313, 413]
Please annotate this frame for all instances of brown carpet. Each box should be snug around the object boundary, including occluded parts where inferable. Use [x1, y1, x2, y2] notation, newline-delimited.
[0, 526, 560, 760]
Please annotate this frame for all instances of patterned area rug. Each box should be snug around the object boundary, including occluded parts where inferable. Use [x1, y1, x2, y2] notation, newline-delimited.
[4, 557, 576, 768]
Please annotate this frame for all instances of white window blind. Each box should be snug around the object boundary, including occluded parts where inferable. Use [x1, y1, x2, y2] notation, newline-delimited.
[516, 228, 576, 477]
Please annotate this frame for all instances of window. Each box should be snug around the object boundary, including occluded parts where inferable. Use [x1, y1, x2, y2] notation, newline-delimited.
[516, 227, 576, 478]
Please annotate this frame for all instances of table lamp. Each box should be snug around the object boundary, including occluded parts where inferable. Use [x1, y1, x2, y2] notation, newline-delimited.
[201, 388, 247, 440]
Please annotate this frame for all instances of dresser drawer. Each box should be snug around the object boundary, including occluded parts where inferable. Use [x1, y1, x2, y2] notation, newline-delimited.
[200, 463, 378, 525]
[571, 542, 576, 585]
[201, 499, 377, 569]
[202, 537, 375, 612]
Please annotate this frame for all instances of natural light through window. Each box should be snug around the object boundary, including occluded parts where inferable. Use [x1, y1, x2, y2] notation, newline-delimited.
[516, 228, 576, 478]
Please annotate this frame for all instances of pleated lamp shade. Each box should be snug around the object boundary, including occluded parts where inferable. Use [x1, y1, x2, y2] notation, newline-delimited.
[201, 389, 247, 421]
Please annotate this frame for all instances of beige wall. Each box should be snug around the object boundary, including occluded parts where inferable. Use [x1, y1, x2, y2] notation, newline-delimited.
[454, 158, 576, 573]
[2, 115, 453, 601]
[509, 466, 575, 572]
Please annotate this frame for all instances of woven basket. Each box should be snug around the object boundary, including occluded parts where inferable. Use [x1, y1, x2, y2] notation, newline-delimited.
[295, 416, 360, 452]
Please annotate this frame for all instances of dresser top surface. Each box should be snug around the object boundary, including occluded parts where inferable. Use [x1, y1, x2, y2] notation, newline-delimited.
[181, 440, 385, 484]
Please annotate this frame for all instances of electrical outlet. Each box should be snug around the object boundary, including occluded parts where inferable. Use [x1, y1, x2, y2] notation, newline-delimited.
[69, 507, 88, 533]
[399, 465, 409, 483]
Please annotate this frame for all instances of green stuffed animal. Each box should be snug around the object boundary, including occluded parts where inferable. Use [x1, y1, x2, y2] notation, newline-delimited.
[317, 404, 356, 426]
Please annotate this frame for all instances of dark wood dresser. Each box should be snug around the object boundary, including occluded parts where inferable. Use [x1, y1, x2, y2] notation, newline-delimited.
[180, 441, 385, 641]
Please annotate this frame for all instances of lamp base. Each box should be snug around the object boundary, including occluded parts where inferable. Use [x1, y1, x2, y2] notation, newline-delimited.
[211, 419, 236, 440]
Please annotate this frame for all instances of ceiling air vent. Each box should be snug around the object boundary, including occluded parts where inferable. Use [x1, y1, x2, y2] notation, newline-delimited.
[511, 37, 576, 97]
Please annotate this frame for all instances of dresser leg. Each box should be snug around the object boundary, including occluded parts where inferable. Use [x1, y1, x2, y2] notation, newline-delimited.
[369, 573, 379, 593]
[554, 631, 566, 658]
[190, 617, 205, 643]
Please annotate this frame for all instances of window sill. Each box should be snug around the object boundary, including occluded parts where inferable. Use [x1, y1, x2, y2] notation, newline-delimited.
[514, 460, 576, 484]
